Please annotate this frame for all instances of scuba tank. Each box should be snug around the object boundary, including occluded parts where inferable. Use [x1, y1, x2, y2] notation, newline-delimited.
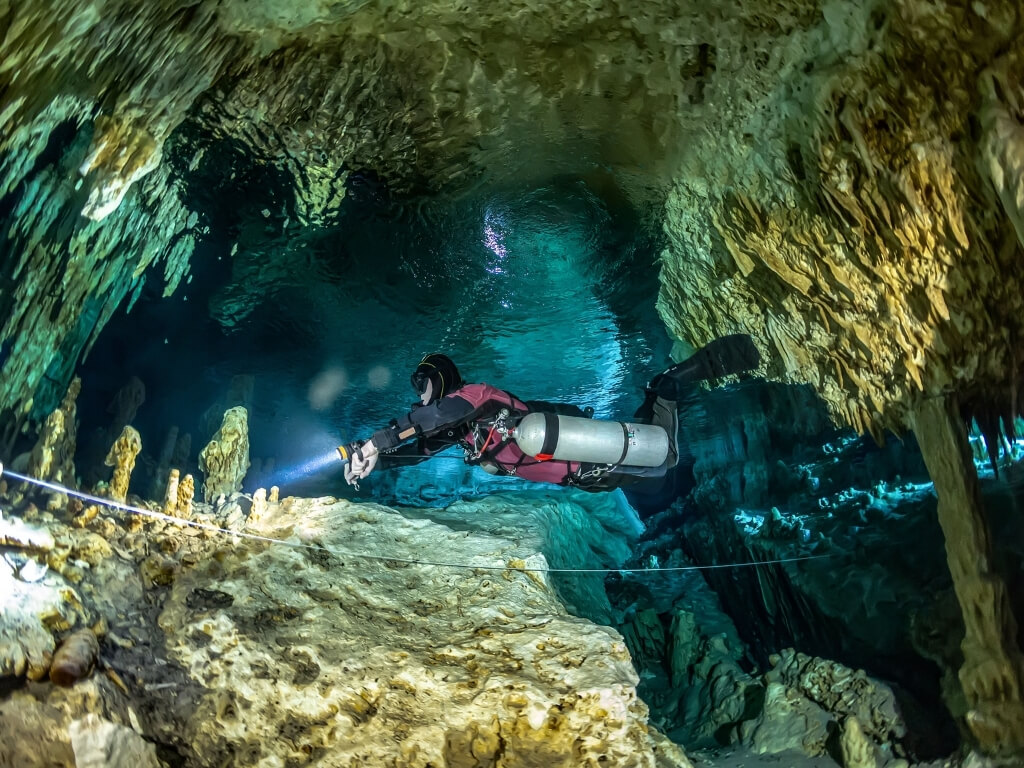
[513, 412, 668, 467]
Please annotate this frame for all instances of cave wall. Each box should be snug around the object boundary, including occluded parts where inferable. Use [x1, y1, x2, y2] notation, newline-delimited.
[0, 0, 746, 444]
[7, 0, 986, 444]
[657, 1, 1024, 437]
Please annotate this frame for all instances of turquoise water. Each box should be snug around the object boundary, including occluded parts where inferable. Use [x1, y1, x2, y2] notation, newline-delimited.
[78, 170, 673, 498]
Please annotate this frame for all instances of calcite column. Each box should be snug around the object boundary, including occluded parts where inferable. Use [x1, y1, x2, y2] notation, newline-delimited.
[912, 395, 1024, 754]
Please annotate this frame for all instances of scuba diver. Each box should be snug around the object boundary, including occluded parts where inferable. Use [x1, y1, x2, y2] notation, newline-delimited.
[339, 335, 760, 494]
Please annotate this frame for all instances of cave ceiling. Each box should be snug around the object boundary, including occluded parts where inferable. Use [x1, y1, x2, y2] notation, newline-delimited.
[1, 0, 1024, 441]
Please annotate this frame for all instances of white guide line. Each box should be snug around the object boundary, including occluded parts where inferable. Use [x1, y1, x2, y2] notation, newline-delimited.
[1, 462, 830, 575]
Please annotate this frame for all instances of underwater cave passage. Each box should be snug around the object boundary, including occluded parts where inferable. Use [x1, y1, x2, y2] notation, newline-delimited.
[5, 2, 1024, 764]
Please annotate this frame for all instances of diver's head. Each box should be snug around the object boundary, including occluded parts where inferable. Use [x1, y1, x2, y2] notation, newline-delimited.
[411, 353, 462, 405]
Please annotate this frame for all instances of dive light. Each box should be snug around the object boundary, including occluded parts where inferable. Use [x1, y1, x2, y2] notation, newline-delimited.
[336, 440, 367, 463]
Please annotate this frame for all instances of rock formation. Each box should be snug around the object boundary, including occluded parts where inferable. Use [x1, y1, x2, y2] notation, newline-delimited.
[26, 377, 82, 511]
[198, 406, 249, 502]
[103, 426, 142, 504]
[176, 473, 195, 519]
[912, 397, 1024, 753]
[0, 480, 692, 767]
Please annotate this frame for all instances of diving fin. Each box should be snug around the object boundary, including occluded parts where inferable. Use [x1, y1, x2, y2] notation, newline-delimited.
[647, 334, 761, 400]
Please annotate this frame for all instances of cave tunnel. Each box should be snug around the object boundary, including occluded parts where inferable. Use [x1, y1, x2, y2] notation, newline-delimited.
[3, 2, 1024, 766]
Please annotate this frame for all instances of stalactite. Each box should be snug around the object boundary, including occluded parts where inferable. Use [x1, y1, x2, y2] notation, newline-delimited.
[0, 1, 240, 428]
[657, 3, 1024, 440]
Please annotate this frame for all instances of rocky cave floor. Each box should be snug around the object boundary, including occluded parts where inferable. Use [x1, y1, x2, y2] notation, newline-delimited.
[2, 415, 1024, 767]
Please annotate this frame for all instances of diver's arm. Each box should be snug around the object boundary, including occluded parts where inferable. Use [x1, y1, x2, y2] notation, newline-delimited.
[375, 437, 456, 470]
[369, 395, 475, 452]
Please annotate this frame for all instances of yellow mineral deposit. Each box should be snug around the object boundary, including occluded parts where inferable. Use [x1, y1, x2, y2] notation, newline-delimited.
[25, 377, 81, 510]
[162, 468, 181, 517]
[103, 426, 142, 504]
[198, 406, 250, 503]
[251, 487, 267, 521]
[72, 504, 101, 528]
[177, 473, 195, 519]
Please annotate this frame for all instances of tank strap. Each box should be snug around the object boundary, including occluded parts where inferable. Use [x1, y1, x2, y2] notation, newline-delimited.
[615, 423, 630, 465]
[537, 413, 559, 460]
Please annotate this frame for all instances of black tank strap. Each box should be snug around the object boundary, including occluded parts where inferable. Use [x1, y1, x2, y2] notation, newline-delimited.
[539, 413, 559, 458]
[615, 422, 631, 466]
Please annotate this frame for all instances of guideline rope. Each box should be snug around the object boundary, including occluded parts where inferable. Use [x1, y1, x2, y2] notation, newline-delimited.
[0, 461, 829, 575]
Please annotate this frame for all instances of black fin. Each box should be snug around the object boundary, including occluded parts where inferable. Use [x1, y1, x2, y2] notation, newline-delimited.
[650, 335, 761, 399]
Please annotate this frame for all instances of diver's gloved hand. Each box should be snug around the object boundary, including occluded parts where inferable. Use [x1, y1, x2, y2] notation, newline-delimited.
[344, 441, 380, 486]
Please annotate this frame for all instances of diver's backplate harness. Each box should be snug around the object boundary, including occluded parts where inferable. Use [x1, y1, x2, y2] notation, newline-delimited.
[464, 407, 515, 473]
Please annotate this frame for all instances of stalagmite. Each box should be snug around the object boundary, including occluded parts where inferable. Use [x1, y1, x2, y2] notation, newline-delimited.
[26, 377, 81, 510]
[198, 406, 249, 502]
[912, 396, 1024, 754]
[103, 427, 142, 504]
[250, 487, 267, 521]
[840, 716, 878, 768]
[162, 469, 180, 517]
[176, 474, 195, 518]
[172, 432, 192, 468]
[105, 377, 145, 442]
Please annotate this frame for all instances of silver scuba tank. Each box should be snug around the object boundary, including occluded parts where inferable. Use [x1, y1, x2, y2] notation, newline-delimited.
[513, 412, 669, 467]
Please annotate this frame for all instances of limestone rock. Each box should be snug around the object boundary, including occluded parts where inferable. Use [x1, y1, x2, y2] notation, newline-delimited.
[841, 715, 881, 768]
[161, 468, 180, 517]
[0, 549, 86, 679]
[103, 426, 142, 504]
[656, 0, 1024, 441]
[681, 633, 760, 747]
[0, 678, 151, 768]
[26, 377, 81, 511]
[741, 679, 832, 756]
[250, 487, 267, 521]
[0, 509, 56, 550]
[740, 650, 908, 761]
[156, 495, 682, 767]
[69, 714, 162, 768]
[198, 406, 249, 503]
[913, 396, 1024, 753]
[176, 473, 195, 518]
